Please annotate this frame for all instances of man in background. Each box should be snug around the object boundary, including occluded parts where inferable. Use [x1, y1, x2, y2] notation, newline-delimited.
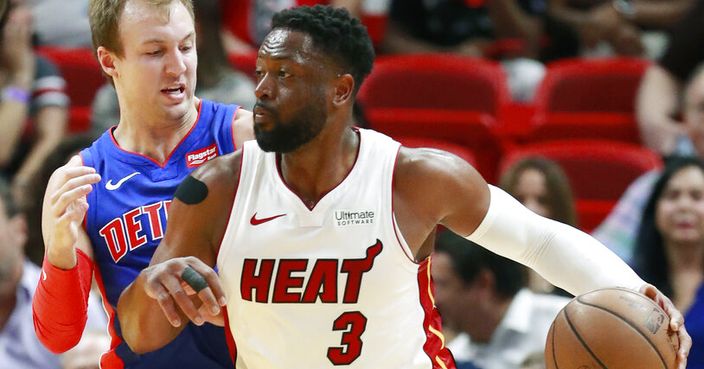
[433, 231, 568, 369]
[0, 177, 107, 369]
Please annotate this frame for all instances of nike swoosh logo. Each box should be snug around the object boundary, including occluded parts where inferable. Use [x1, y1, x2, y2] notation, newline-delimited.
[105, 172, 141, 190]
[250, 212, 286, 225]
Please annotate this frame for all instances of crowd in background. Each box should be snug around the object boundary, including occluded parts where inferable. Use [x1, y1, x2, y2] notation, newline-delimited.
[1, 0, 704, 368]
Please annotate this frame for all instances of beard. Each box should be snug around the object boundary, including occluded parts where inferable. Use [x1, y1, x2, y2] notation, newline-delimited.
[254, 102, 327, 153]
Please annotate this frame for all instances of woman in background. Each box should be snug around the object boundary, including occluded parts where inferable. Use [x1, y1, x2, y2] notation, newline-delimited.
[632, 156, 704, 369]
[500, 156, 577, 296]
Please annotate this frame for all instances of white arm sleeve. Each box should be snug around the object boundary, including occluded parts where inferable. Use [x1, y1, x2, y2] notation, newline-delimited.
[465, 185, 645, 296]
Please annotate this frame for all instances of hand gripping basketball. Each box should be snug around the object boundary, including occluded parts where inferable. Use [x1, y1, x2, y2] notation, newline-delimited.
[545, 286, 691, 369]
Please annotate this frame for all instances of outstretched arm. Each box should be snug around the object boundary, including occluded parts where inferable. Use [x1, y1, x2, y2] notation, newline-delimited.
[118, 153, 240, 354]
[394, 147, 691, 368]
[463, 185, 691, 368]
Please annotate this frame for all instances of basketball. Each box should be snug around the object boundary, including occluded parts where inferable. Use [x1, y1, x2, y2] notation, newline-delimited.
[545, 287, 678, 369]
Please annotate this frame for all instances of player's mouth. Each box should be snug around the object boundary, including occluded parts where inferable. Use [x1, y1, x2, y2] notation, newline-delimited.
[254, 105, 276, 123]
[161, 84, 186, 102]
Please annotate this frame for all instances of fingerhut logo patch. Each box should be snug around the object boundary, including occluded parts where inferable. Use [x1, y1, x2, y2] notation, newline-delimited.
[186, 144, 218, 168]
[334, 210, 375, 226]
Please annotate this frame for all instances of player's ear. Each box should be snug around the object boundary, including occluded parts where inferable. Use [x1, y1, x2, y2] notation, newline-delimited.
[332, 73, 354, 107]
[97, 46, 119, 79]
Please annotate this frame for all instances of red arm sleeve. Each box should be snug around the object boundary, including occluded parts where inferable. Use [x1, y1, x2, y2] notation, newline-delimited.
[32, 249, 95, 353]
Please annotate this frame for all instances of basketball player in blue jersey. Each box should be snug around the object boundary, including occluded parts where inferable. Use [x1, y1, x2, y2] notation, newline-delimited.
[121, 5, 689, 369]
[31, 0, 254, 368]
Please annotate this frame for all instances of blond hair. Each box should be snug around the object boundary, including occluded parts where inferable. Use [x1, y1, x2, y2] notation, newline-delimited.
[89, 0, 194, 57]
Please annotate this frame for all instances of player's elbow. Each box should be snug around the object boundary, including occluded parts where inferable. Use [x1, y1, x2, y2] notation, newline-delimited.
[117, 304, 151, 354]
[121, 328, 146, 354]
[121, 321, 174, 354]
[117, 292, 173, 354]
[119, 314, 157, 354]
[33, 315, 84, 353]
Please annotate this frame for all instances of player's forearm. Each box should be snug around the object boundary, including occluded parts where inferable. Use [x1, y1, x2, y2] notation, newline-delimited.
[118, 273, 184, 354]
[33, 250, 94, 353]
[466, 186, 645, 296]
[519, 219, 645, 295]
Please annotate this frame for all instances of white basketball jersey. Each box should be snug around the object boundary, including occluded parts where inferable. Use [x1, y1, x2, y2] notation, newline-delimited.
[217, 128, 455, 369]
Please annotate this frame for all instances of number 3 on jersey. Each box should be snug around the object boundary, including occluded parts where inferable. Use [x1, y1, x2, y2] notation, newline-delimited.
[327, 311, 368, 365]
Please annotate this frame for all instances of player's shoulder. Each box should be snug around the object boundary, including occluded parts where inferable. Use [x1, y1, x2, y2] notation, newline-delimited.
[234, 106, 253, 122]
[393, 145, 486, 208]
[395, 146, 476, 181]
[232, 107, 254, 144]
[189, 149, 244, 193]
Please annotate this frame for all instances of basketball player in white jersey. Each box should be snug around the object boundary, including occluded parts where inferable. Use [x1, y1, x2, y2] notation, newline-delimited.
[118, 5, 691, 369]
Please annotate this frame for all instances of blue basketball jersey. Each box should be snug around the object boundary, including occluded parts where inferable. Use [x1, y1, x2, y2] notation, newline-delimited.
[81, 100, 241, 369]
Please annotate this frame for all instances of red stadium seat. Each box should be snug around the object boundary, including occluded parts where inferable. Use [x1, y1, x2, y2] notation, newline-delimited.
[529, 58, 651, 144]
[36, 47, 104, 108]
[358, 54, 510, 181]
[36, 47, 106, 133]
[499, 140, 662, 232]
[360, 13, 388, 50]
[396, 136, 477, 167]
[68, 106, 91, 134]
[228, 52, 258, 81]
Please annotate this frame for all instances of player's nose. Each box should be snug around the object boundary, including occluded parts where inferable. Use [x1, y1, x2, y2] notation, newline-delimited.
[164, 48, 187, 77]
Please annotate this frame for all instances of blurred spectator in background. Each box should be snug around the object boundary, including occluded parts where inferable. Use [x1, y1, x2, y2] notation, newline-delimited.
[519, 352, 546, 369]
[547, 0, 691, 58]
[0, 176, 107, 369]
[90, 0, 256, 138]
[499, 157, 576, 296]
[194, 0, 256, 106]
[22, 135, 93, 266]
[595, 62, 704, 263]
[0, 2, 68, 208]
[630, 157, 704, 369]
[637, 0, 704, 156]
[382, 0, 547, 101]
[432, 231, 569, 369]
[632, 157, 704, 312]
[499, 157, 576, 226]
[221, 0, 375, 54]
[25, 0, 91, 48]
